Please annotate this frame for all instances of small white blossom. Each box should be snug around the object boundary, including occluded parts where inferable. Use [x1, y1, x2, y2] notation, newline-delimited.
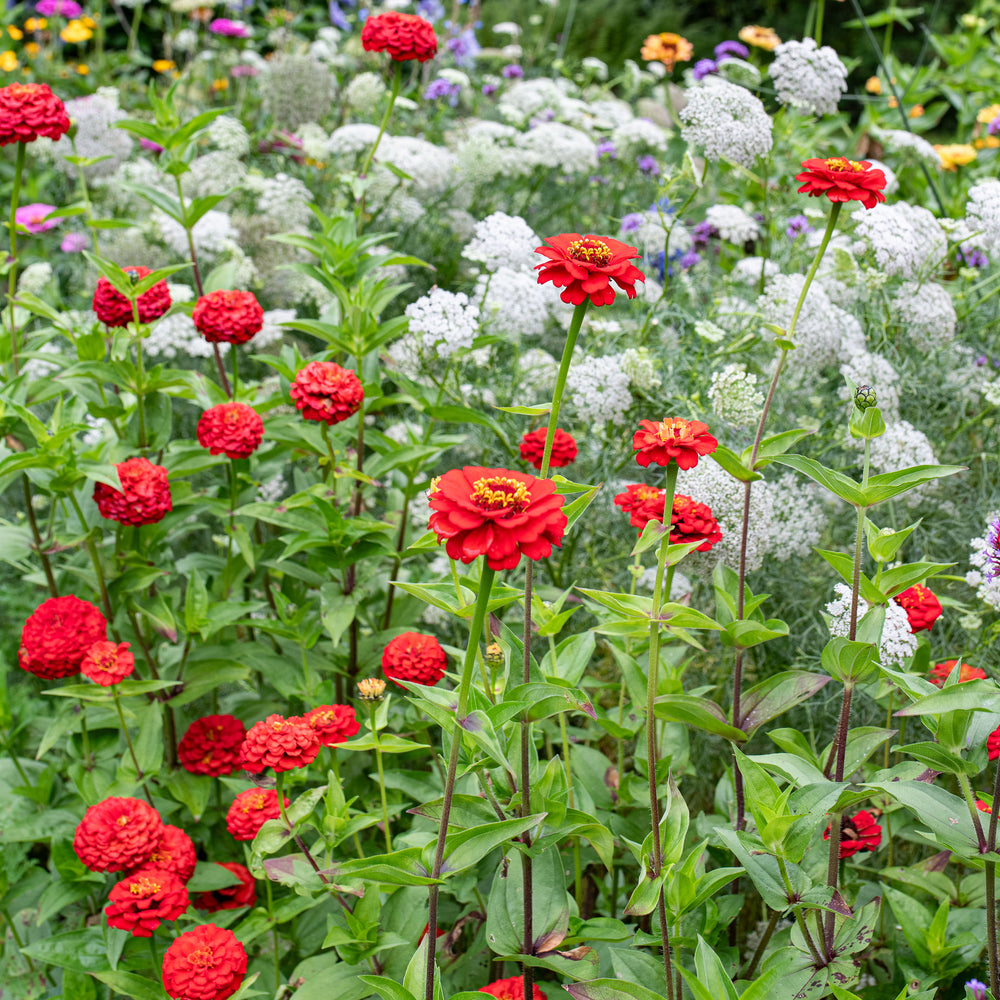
[565, 355, 633, 424]
[155, 209, 237, 262]
[616, 348, 660, 392]
[679, 78, 773, 168]
[706, 204, 759, 244]
[328, 123, 381, 156]
[826, 583, 917, 667]
[609, 117, 669, 156]
[851, 202, 947, 279]
[891, 281, 956, 350]
[515, 122, 598, 174]
[474, 268, 554, 339]
[769, 37, 848, 116]
[966, 179, 1000, 250]
[462, 212, 540, 274]
[405, 288, 480, 359]
[207, 116, 250, 157]
[17, 262, 53, 295]
[709, 364, 764, 426]
[343, 72, 387, 116]
[876, 128, 940, 165]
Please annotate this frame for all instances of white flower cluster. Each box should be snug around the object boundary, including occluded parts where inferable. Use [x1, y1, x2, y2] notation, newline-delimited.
[242, 172, 314, 230]
[517, 348, 560, 397]
[52, 89, 132, 178]
[825, 583, 917, 667]
[627, 209, 693, 260]
[770, 38, 848, 116]
[474, 268, 555, 339]
[328, 123, 381, 156]
[609, 117, 669, 156]
[731, 257, 779, 284]
[706, 204, 759, 244]
[966, 513, 1000, 610]
[679, 79, 773, 169]
[498, 78, 575, 127]
[184, 151, 247, 199]
[767, 473, 827, 560]
[207, 116, 250, 158]
[838, 351, 901, 419]
[565, 354, 633, 424]
[17, 263, 53, 295]
[617, 348, 661, 392]
[293, 123, 330, 162]
[876, 128, 940, 165]
[259, 53, 333, 129]
[891, 281, 957, 350]
[966, 180, 1000, 250]
[379, 135, 459, 194]
[462, 212, 540, 273]
[385, 334, 424, 380]
[515, 122, 597, 174]
[343, 72, 387, 116]
[155, 209, 236, 262]
[755, 273, 843, 369]
[709, 363, 764, 425]
[453, 121, 526, 187]
[851, 202, 947, 279]
[405, 288, 480, 359]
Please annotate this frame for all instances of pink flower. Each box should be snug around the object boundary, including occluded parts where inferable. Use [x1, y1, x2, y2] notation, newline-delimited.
[60, 232, 87, 252]
[209, 18, 251, 37]
[15, 203, 60, 234]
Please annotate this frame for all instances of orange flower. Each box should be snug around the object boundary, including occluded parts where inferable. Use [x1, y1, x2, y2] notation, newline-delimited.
[0, 51, 17, 73]
[632, 418, 718, 470]
[864, 76, 881, 95]
[977, 103, 1000, 124]
[738, 25, 780, 51]
[640, 32, 693, 69]
[934, 143, 977, 170]
[152, 59, 176, 72]
[928, 660, 986, 687]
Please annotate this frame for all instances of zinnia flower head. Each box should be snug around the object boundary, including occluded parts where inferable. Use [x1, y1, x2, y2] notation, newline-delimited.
[632, 418, 718, 469]
[614, 483, 666, 530]
[208, 17, 251, 37]
[822, 810, 881, 858]
[738, 25, 781, 50]
[382, 632, 448, 688]
[239, 714, 321, 774]
[191, 862, 256, 912]
[19, 594, 107, 680]
[178, 715, 247, 777]
[93, 457, 172, 526]
[519, 427, 577, 470]
[73, 796, 164, 872]
[161, 923, 247, 1000]
[15, 203, 60, 233]
[640, 32, 693, 69]
[670, 495, 722, 551]
[480, 976, 545, 1000]
[795, 157, 887, 211]
[192, 290, 264, 346]
[361, 11, 438, 62]
[226, 789, 287, 841]
[935, 143, 977, 171]
[535, 233, 645, 307]
[988, 724, 1000, 762]
[137, 824, 197, 883]
[304, 704, 361, 746]
[80, 640, 135, 686]
[0, 82, 71, 145]
[92, 266, 171, 328]
[357, 677, 387, 701]
[289, 361, 364, 425]
[929, 660, 986, 687]
[105, 868, 189, 937]
[892, 584, 943, 633]
[197, 402, 264, 460]
[428, 466, 568, 571]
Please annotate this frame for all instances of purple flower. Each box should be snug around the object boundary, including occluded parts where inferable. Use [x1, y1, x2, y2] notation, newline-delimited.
[588, 175, 609, 185]
[502, 63, 524, 79]
[620, 213, 644, 234]
[691, 221, 718, 248]
[959, 246, 988, 268]
[596, 139, 617, 160]
[785, 214, 813, 240]
[447, 27, 480, 69]
[140, 137, 164, 154]
[208, 18, 251, 37]
[328, 0, 350, 30]
[989, 116, 1000, 136]
[637, 155, 660, 176]
[15, 204, 61, 234]
[231, 64, 259, 77]
[692, 59, 718, 80]
[35, 0, 82, 16]
[714, 40, 749, 61]
[60, 231, 88, 253]
[481, 83, 498, 96]
[966, 980, 987, 1000]
[417, 0, 445, 20]
[975, 355, 990, 366]
[678, 249, 701, 270]
[984, 517, 1000, 583]
[425, 78, 461, 106]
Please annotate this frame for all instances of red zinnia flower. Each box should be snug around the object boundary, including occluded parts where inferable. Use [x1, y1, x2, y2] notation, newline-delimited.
[892, 584, 942, 633]
[197, 402, 264, 460]
[80, 641, 135, 686]
[534, 233, 645, 307]
[978, 798, 992, 814]
[614, 483, 666, 530]
[480, 976, 545, 1000]
[428, 466, 567, 571]
[632, 418, 718, 470]
[239, 714, 321, 774]
[382, 632, 448, 688]
[989, 725, 1000, 762]
[137, 824, 197, 883]
[822, 810, 882, 858]
[19, 595, 108, 680]
[795, 157, 888, 211]
[928, 660, 986, 687]
[178, 715, 247, 777]
[74, 796, 164, 873]
[670, 495, 722, 551]
[105, 868, 189, 937]
[93, 457, 172, 526]
[0, 82, 71, 145]
[361, 11, 438, 62]
[92, 266, 171, 328]
[162, 924, 247, 1000]
[192, 290, 264, 346]
[304, 704, 361, 746]
[519, 427, 577, 471]
[191, 862, 256, 912]
[289, 361, 364, 425]
[226, 789, 288, 841]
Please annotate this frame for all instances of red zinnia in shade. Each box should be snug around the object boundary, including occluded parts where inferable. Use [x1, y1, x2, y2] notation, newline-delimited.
[519, 428, 577, 470]
[304, 704, 361, 746]
[105, 868, 189, 937]
[80, 641, 134, 686]
[989, 725, 1000, 762]
[137, 824, 197, 883]
[92, 266, 171, 328]
[614, 483, 666, 530]
[795, 157, 888, 211]
[19, 595, 108, 680]
[669, 495, 722, 551]
[93, 457, 172, 526]
[239, 714, 321, 774]
[226, 788, 288, 841]
[73, 796, 164, 873]
[192, 290, 264, 346]
[197, 402, 264, 460]
[289, 361, 364, 425]
[0, 82, 70, 145]
[428, 466, 567, 571]
[928, 660, 986, 687]
[978, 798, 993, 814]
[480, 976, 545, 1000]
[632, 418, 718, 470]
[822, 810, 882, 858]
[892, 584, 942, 633]
[361, 11, 438, 62]
[381, 632, 448, 688]
[178, 715, 247, 777]
[534, 233, 645, 307]
[192, 862, 256, 912]
[161, 924, 247, 1000]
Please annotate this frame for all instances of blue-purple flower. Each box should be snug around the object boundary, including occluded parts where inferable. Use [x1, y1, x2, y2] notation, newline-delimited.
[596, 139, 617, 160]
[637, 155, 660, 176]
[985, 516, 1000, 582]
[692, 58, 718, 80]
[785, 214, 813, 240]
[714, 40, 749, 61]
[447, 27, 480, 69]
[502, 64, 524, 79]
[425, 78, 462, 106]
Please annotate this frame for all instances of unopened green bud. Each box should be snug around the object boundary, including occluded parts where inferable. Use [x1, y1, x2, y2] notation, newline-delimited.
[485, 642, 504, 669]
[854, 385, 877, 411]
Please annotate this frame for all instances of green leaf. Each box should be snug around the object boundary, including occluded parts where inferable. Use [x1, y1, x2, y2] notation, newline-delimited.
[816, 549, 885, 604]
[493, 403, 551, 415]
[893, 679, 1000, 717]
[737, 671, 831, 736]
[774, 454, 864, 506]
[691, 936, 739, 1000]
[358, 977, 417, 1000]
[861, 464, 965, 506]
[565, 977, 665, 1000]
[653, 694, 746, 742]
[22, 927, 109, 973]
[721, 618, 789, 649]
[745, 428, 815, 469]
[433, 814, 546, 876]
[187, 861, 246, 891]
[90, 972, 170, 1000]
[711, 445, 761, 482]
[821, 637, 878, 684]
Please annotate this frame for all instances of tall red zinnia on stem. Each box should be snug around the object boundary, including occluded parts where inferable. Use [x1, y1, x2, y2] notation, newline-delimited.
[137, 825, 197, 883]
[80, 640, 135, 686]
[161, 924, 247, 1000]
[226, 789, 288, 841]
[892, 584, 942, 633]
[381, 632, 448, 687]
[178, 715, 247, 776]
[93, 457, 172, 526]
[669, 495, 722, 551]
[795, 157, 888, 211]
[192, 290, 264, 345]
[19, 595, 108, 680]
[239, 714, 321, 774]
[290, 361, 364, 425]
[0, 82, 71, 145]
[535, 233, 644, 306]
[361, 11, 438, 61]
[92, 266, 172, 328]
[197, 402, 264, 459]
[105, 869, 189, 937]
[520, 427, 577, 470]
[632, 418, 718, 469]
[304, 704, 360, 745]
[73, 797, 164, 872]
[614, 483, 666, 530]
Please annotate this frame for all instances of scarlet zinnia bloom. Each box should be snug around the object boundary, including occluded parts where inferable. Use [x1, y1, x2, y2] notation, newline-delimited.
[93, 457, 172, 526]
[105, 868, 189, 937]
[795, 158, 888, 211]
[639, 32, 693, 69]
[138, 824, 197, 883]
[893, 584, 943, 633]
[928, 660, 986, 687]
[480, 976, 545, 1000]
[614, 483, 666, 530]
[226, 789, 288, 841]
[289, 361, 364, 425]
[535, 233, 645, 307]
[192, 862, 256, 912]
[989, 725, 1000, 762]
[519, 428, 577, 470]
[239, 714, 321, 774]
[178, 715, 247, 777]
[80, 641, 135, 686]
[361, 11, 437, 62]
[192, 290, 264, 345]
[196, 402, 264, 460]
[162, 924, 247, 1000]
[92, 266, 171, 328]
[19, 594, 107, 680]
[74, 797, 164, 872]
[428, 466, 568, 571]
[670, 495, 722, 551]
[632, 418, 718, 470]
[304, 704, 361, 746]
[822, 810, 882, 859]
[0, 82, 70, 145]
[978, 798, 992, 814]
[382, 632, 448, 688]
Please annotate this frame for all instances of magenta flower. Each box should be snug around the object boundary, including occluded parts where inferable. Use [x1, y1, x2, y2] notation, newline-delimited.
[61, 232, 88, 252]
[35, 0, 82, 15]
[208, 18, 251, 37]
[15, 204, 61, 234]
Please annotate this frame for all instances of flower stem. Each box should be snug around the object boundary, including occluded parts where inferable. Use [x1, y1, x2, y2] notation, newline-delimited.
[263, 867, 282, 993]
[22, 475, 58, 598]
[987, 757, 1000, 997]
[357, 61, 402, 227]
[112, 686, 154, 807]
[6, 141, 26, 375]
[368, 701, 392, 853]
[540, 302, 588, 478]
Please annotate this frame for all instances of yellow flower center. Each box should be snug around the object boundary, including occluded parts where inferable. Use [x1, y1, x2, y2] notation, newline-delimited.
[824, 157, 865, 172]
[188, 946, 215, 968]
[567, 237, 612, 266]
[635, 486, 660, 502]
[655, 418, 691, 441]
[471, 476, 530, 513]
[129, 877, 161, 896]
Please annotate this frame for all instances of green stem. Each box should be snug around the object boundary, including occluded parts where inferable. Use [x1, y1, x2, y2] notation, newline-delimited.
[148, 932, 159, 974]
[320, 422, 337, 485]
[2, 907, 37, 974]
[126, 1, 144, 56]
[7, 141, 26, 375]
[986, 755, 1000, 998]
[957, 771, 988, 851]
[557, 709, 583, 906]
[539, 302, 589, 478]
[360, 61, 401, 180]
[778, 858, 824, 966]
[70, 137, 101, 255]
[263, 868, 282, 993]
[814, 0, 825, 46]
[22, 475, 58, 597]
[368, 702, 392, 853]
[112, 686, 154, 806]
[68, 490, 114, 626]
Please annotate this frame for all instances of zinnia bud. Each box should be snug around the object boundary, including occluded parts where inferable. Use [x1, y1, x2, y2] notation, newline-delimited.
[854, 384, 877, 411]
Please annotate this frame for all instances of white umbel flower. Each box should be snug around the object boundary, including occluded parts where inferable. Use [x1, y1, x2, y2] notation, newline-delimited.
[709, 363, 764, 426]
[851, 202, 947, 279]
[706, 204, 759, 244]
[891, 281, 956, 349]
[405, 288, 480, 359]
[679, 78, 773, 168]
[769, 37, 848, 116]
[610, 117, 669, 156]
[565, 355, 633, 425]
[462, 212, 540, 274]
[966, 179, 1000, 250]
[328, 123, 381, 156]
[474, 268, 554, 339]
[515, 122, 597, 174]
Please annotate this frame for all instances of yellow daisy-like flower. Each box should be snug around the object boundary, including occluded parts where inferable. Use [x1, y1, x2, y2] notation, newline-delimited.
[974, 136, 1000, 149]
[76, 63, 89, 75]
[909, 105, 924, 118]
[60, 19, 93, 43]
[864, 76, 881, 95]
[639, 31, 693, 70]
[977, 103, 1000, 124]
[81, 15, 96, 28]
[24, 17, 47, 30]
[0, 50, 18, 72]
[212, 78, 229, 91]
[25, 41, 40, 56]
[152, 59, 176, 72]
[7, 25, 23, 40]
[738, 25, 781, 51]
[934, 143, 977, 170]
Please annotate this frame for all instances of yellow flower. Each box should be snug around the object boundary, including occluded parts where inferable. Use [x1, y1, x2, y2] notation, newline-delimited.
[738, 25, 781, 51]
[212, 78, 229, 91]
[977, 103, 1000, 124]
[974, 136, 1000, 149]
[152, 59, 176, 72]
[888, 96, 898, 108]
[76, 62, 89, 74]
[60, 19, 93, 43]
[864, 76, 881, 95]
[25, 41, 40, 56]
[81, 16, 96, 28]
[24, 17, 47, 30]
[7, 25, 23, 40]
[934, 143, 977, 170]
[639, 31, 693, 70]
[909, 105, 924, 118]
[0, 50, 18, 72]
